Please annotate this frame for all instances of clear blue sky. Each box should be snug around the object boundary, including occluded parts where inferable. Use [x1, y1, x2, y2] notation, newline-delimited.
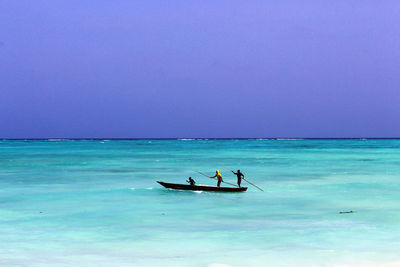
[1, 1, 399, 138]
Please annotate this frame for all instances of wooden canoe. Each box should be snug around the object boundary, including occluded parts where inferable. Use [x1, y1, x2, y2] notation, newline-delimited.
[157, 181, 247, 192]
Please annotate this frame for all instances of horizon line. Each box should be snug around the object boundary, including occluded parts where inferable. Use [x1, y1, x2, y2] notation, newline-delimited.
[2, 137, 400, 140]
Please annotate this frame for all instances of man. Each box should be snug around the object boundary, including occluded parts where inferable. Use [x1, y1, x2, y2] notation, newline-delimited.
[186, 177, 196, 186]
[210, 170, 223, 187]
[231, 169, 244, 187]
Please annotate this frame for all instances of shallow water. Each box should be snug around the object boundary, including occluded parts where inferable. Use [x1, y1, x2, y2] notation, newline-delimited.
[1, 139, 400, 266]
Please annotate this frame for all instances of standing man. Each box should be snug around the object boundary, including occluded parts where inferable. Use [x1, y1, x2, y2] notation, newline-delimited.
[210, 170, 223, 187]
[232, 169, 244, 187]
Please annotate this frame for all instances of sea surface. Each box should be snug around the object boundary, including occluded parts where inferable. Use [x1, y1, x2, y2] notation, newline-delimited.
[1, 139, 400, 267]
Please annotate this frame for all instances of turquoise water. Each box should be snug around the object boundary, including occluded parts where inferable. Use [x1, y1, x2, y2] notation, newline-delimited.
[1, 139, 400, 267]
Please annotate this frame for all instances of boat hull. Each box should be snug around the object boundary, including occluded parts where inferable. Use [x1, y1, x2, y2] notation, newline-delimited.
[157, 181, 247, 192]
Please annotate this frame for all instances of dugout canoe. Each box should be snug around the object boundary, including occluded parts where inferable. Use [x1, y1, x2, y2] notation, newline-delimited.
[157, 181, 247, 192]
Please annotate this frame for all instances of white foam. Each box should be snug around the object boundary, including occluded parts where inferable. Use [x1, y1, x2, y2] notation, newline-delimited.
[130, 188, 135, 190]
[208, 264, 232, 267]
[146, 187, 153, 190]
[276, 138, 304, 140]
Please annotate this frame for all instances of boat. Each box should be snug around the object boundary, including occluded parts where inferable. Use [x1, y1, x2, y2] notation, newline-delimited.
[157, 181, 247, 192]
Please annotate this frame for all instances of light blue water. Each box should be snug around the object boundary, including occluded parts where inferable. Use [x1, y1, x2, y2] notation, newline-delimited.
[1, 139, 400, 267]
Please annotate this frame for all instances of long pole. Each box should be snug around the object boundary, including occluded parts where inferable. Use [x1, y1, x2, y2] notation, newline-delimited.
[195, 171, 238, 187]
[222, 164, 264, 192]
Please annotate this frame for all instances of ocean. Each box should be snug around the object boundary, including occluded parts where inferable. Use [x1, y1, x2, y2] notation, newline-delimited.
[1, 139, 400, 267]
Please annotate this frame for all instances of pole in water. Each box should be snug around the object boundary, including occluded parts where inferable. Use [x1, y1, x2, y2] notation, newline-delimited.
[195, 171, 212, 178]
[222, 164, 264, 192]
[242, 178, 264, 192]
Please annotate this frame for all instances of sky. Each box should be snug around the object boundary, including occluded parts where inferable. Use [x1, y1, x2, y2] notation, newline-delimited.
[1, 0, 400, 138]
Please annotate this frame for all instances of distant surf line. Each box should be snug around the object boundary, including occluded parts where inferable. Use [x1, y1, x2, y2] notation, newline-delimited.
[2, 138, 400, 141]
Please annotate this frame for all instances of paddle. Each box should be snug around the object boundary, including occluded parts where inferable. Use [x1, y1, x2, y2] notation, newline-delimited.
[222, 164, 264, 192]
[195, 171, 238, 187]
